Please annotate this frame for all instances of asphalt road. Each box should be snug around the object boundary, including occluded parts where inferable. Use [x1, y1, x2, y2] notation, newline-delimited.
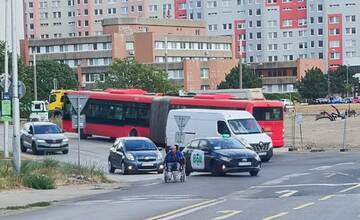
[2, 150, 360, 220]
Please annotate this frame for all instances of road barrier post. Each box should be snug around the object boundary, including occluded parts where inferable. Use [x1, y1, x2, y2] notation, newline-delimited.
[341, 108, 349, 152]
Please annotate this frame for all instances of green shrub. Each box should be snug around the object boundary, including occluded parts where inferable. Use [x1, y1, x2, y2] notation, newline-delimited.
[22, 173, 55, 190]
[264, 92, 303, 103]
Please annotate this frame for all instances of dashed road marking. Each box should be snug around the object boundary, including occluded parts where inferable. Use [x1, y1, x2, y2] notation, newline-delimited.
[334, 162, 355, 166]
[262, 212, 288, 220]
[309, 166, 333, 171]
[143, 183, 160, 187]
[340, 184, 360, 193]
[263, 173, 310, 185]
[251, 182, 360, 189]
[324, 173, 337, 178]
[276, 190, 298, 198]
[319, 195, 335, 201]
[212, 210, 242, 220]
[145, 199, 225, 220]
[293, 202, 314, 210]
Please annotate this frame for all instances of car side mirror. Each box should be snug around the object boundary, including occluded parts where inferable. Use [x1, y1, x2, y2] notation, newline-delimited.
[116, 148, 123, 152]
[157, 147, 163, 151]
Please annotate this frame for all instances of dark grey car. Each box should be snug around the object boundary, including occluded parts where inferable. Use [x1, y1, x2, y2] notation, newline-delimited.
[20, 122, 69, 155]
[108, 137, 164, 175]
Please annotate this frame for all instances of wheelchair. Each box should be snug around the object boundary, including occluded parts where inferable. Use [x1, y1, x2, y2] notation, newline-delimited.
[163, 162, 186, 183]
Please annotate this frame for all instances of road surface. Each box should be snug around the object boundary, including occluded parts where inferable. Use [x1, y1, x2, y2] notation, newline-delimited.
[2, 151, 360, 220]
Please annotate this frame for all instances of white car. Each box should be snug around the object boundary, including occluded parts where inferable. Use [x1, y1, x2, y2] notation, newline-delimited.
[280, 99, 293, 106]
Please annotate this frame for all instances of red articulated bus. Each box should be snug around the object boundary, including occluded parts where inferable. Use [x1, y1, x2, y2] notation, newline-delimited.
[62, 89, 284, 148]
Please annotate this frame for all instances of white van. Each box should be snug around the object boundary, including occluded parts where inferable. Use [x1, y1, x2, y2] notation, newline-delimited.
[166, 109, 273, 162]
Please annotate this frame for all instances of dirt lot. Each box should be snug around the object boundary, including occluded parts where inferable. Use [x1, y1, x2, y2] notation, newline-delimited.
[284, 104, 360, 150]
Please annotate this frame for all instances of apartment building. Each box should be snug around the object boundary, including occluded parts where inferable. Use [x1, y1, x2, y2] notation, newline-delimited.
[23, 0, 176, 39]
[187, 0, 360, 68]
[20, 17, 237, 91]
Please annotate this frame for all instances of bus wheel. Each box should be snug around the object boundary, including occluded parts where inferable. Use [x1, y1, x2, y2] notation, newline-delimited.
[129, 129, 138, 137]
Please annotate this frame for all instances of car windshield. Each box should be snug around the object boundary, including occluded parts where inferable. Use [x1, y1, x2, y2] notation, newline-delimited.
[124, 140, 157, 151]
[208, 138, 246, 150]
[228, 118, 262, 134]
[34, 125, 61, 134]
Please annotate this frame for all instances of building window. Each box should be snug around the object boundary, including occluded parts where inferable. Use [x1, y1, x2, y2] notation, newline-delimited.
[200, 68, 209, 79]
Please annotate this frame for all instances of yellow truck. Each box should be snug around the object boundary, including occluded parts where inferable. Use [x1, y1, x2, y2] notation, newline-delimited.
[48, 90, 66, 118]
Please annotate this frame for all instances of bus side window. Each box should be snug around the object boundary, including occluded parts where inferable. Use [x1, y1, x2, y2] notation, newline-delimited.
[217, 121, 231, 136]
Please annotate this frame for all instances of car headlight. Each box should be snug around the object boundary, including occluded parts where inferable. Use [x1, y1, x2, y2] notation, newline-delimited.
[255, 154, 261, 161]
[63, 138, 69, 142]
[37, 139, 46, 143]
[269, 142, 273, 149]
[125, 153, 135, 161]
[219, 155, 232, 162]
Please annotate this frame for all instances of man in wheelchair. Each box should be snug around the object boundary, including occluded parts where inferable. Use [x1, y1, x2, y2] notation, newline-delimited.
[164, 145, 185, 172]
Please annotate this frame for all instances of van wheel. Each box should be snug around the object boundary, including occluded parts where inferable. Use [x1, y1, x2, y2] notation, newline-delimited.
[129, 129, 138, 137]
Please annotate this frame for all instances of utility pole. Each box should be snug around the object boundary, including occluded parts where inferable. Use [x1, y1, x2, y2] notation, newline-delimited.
[239, 40, 243, 89]
[3, 0, 10, 158]
[165, 36, 168, 76]
[346, 64, 349, 98]
[33, 53, 37, 101]
[11, 0, 21, 172]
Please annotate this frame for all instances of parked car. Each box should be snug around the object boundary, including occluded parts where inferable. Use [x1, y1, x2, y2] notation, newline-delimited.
[353, 96, 360, 103]
[329, 96, 343, 104]
[20, 122, 69, 155]
[108, 137, 164, 175]
[183, 137, 261, 176]
[279, 99, 294, 106]
[314, 98, 329, 104]
[343, 97, 353, 104]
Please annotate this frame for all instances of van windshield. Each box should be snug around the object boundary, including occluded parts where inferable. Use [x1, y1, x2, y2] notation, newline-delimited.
[228, 118, 262, 134]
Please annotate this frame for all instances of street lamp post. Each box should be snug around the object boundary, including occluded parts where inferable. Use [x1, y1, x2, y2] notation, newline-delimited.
[33, 53, 37, 101]
[239, 39, 243, 89]
[3, 0, 10, 158]
[346, 64, 349, 98]
[11, 0, 21, 172]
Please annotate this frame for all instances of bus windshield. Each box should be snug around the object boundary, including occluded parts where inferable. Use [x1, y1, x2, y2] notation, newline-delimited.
[252, 107, 283, 121]
[228, 118, 262, 134]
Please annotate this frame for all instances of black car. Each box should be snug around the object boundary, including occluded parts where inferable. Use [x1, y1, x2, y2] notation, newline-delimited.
[183, 137, 261, 176]
[108, 137, 164, 175]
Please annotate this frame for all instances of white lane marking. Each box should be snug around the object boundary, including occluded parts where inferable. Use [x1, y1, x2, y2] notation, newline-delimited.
[263, 173, 310, 185]
[340, 184, 360, 193]
[334, 162, 355, 166]
[276, 190, 298, 198]
[145, 199, 225, 220]
[262, 212, 289, 220]
[212, 210, 242, 220]
[324, 173, 337, 178]
[293, 202, 315, 210]
[143, 183, 160, 187]
[251, 182, 360, 189]
[75, 200, 112, 205]
[319, 195, 335, 201]
[309, 166, 333, 171]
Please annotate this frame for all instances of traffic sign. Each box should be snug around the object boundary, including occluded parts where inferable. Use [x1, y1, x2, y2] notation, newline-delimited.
[72, 115, 86, 129]
[174, 115, 190, 132]
[1, 99, 11, 116]
[68, 94, 89, 113]
[295, 114, 303, 125]
[8, 81, 26, 99]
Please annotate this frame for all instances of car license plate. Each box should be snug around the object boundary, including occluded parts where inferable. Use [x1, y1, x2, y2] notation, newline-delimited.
[50, 144, 60, 147]
[142, 162, 154, 167]
[238, 162, 251, 166]
[258, 152, 267, 156]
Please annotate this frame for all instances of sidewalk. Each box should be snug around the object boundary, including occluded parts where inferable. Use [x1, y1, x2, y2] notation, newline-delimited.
[0, 183, 121, 211]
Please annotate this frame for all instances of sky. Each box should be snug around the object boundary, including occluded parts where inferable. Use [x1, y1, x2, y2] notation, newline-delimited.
[0, 0, 24, 53]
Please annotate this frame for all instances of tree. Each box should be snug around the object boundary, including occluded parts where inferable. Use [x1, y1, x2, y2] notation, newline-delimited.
[97, 58, 178, 93]
[217, 64, 262, 89]
[329, 65, 357, 96]
[297, 67, 327, 99]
